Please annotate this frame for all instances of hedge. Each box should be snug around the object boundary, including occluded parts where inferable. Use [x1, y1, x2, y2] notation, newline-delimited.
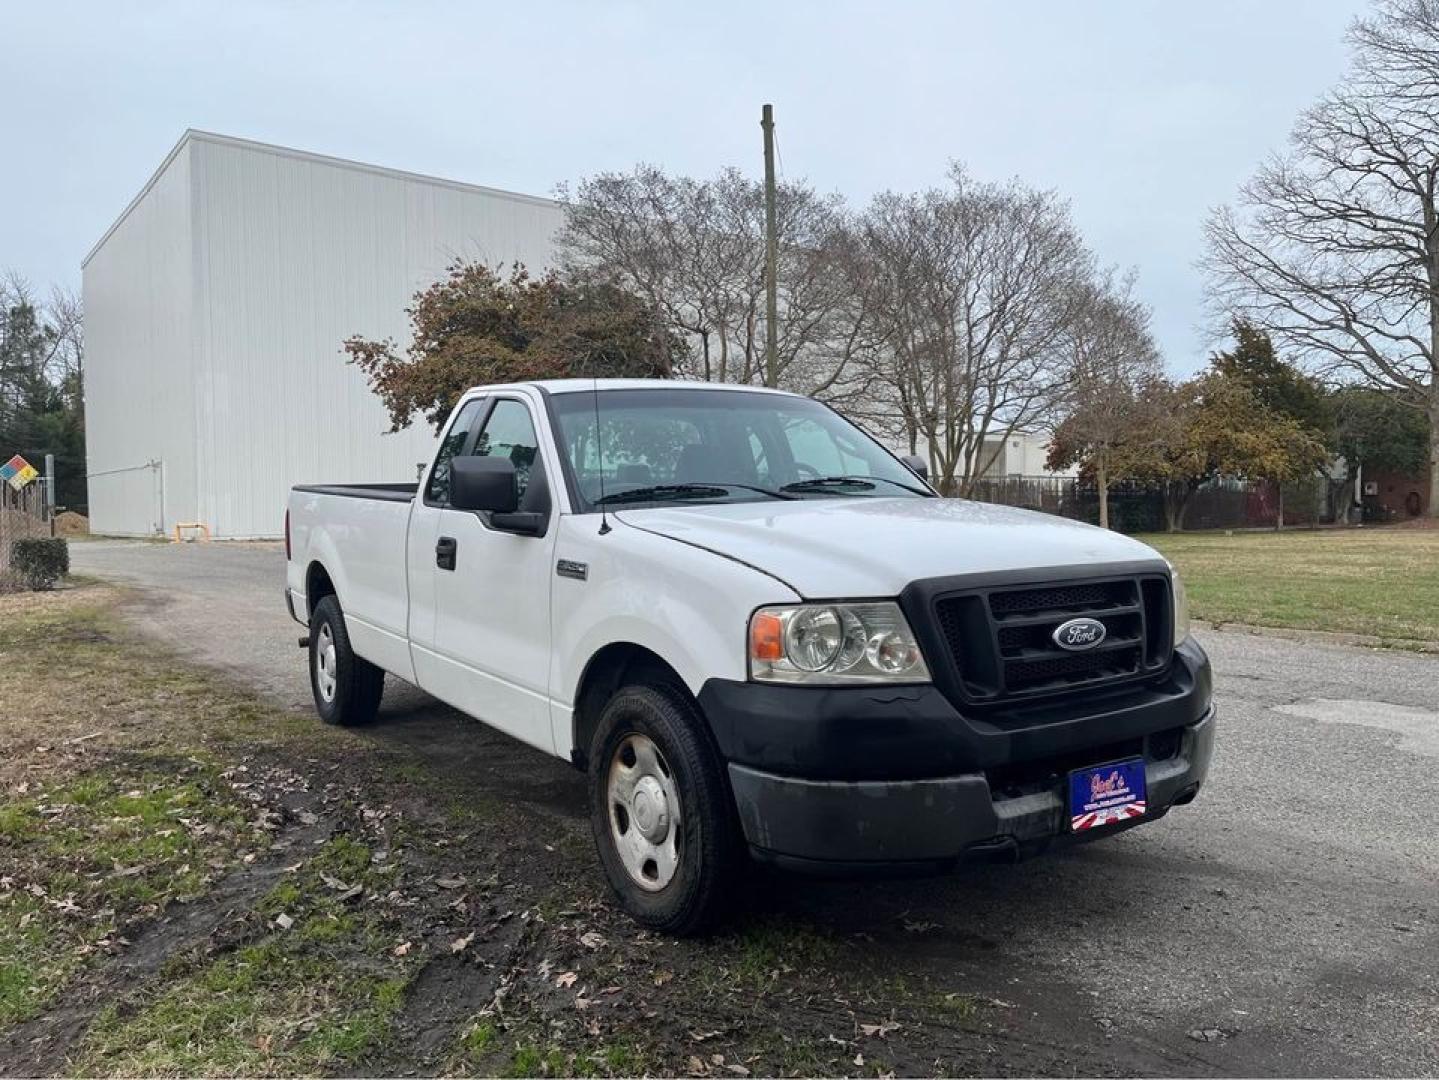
[9, 537, 70, 591]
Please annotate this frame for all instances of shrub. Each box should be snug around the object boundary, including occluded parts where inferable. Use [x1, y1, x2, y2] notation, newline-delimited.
[9, 538, 70, 591]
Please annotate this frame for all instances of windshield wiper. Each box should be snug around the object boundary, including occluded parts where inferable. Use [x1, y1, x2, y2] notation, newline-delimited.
[594, 482, 795, 507]
[780, 475, 930, 496]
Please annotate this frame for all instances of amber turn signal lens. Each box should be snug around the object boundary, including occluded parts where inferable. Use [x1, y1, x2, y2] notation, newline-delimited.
[749, 611, 784, 662]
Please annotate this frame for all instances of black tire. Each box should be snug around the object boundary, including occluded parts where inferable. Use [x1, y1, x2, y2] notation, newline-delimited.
[308, 594, 384, 726]
[588, 684, 743, 935]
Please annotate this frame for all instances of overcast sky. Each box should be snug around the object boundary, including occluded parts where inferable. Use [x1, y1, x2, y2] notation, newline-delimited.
[3, 0, 1366, 374]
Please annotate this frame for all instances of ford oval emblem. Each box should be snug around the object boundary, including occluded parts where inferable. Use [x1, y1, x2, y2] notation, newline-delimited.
[1052, 617, 1107, 652]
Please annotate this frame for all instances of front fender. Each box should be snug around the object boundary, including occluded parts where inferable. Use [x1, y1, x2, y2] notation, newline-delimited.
[548, 516, 800, 756]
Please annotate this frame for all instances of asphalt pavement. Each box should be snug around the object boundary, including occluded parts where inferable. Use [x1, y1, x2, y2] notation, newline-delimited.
[69, 538, 1439, 1076]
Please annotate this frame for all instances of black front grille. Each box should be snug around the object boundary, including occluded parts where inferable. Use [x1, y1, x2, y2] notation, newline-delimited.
[1005, 647, 1139, 686]
[932, 573, 1172, 704]
[989, 581, 1131, 617]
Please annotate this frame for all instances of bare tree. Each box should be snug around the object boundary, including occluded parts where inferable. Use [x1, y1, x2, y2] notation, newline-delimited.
[45, 284, 84, 389]
[1204, 0, 1439, 515]
[856, 165, 1094, 495]
[1047, 272, 1163, 528]
[556, 166, 877, 409]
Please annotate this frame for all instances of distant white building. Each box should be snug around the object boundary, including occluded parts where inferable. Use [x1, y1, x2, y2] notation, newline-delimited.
[976, 431, 1076, 479]
[82, 130, 563, 538]
[883, 430, 1076, 481]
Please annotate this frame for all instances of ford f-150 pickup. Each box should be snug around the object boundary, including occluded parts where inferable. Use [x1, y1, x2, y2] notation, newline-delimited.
[286, 379, 1214, 933]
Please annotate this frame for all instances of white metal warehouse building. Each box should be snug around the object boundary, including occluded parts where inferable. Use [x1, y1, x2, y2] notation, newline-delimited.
[82, 130, 563, 538]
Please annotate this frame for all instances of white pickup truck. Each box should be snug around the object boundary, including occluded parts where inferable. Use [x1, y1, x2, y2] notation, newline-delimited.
[286, 379, 1214, 933]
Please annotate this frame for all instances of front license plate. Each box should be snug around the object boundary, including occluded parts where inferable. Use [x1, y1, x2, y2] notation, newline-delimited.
[1069, 758, 1147, 832]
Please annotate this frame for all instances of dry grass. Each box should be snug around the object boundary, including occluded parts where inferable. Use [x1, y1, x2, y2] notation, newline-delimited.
[1142, 526, 1439, 646]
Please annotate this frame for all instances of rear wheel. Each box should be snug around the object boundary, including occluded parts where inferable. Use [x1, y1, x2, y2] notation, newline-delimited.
[589, 684, 742, 935]
[308, 594, 384, 725]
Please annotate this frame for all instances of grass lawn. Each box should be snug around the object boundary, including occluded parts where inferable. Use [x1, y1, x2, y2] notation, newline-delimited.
[1140, 526, 1439, 647]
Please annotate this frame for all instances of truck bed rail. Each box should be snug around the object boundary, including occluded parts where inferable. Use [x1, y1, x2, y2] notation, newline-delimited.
[291, 483, 417, 503]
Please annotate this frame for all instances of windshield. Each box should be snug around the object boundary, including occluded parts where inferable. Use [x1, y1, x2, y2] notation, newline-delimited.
[549, 387, 930, 510]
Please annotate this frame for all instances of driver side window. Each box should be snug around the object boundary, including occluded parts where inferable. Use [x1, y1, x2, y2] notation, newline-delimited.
[426, 398, 485, 504]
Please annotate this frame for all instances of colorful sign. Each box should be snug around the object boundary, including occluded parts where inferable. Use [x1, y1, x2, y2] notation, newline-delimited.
[1069, 758, 1147, 831]
[2, 454, 39, 492]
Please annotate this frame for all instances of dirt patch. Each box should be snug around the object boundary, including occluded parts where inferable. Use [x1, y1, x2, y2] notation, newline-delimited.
[53, 513, 89, 538]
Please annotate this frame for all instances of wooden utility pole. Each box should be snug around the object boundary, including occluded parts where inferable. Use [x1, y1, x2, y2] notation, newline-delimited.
[761, 103, 779, 388]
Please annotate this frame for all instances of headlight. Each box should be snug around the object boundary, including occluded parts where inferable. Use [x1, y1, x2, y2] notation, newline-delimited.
[1170, 566, 1191, 644]
[749, 602, 931, 684]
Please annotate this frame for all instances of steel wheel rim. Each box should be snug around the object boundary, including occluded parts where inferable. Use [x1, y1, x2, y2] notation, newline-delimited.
[606, 733, 680, 892]
[315, 623, 337, 703]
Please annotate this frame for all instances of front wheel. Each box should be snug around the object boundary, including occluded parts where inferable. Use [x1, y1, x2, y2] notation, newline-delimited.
[589, 684, 743, 935]
[308, 594, 384, 725]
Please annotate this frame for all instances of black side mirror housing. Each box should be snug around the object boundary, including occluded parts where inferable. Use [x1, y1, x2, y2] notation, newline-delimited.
[900, 454, 929, 481]
[450, 456, 518, 513]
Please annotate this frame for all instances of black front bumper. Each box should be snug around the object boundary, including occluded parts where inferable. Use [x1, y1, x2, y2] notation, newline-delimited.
[698, 637, 1214, 870]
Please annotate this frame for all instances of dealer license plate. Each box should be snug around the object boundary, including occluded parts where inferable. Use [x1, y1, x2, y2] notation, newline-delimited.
[1069, 758, 1147, 832]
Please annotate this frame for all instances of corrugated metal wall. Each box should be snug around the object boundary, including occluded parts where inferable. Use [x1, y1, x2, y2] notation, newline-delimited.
[83, 140, 199, 536]
[84, 131, 564, 538]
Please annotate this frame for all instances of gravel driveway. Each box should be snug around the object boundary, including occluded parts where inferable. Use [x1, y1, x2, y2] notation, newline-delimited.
[70, 539, 1439, 1076]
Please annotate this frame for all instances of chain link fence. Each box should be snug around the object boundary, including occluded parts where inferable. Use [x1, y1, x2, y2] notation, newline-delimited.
[0, 483, 53, 591]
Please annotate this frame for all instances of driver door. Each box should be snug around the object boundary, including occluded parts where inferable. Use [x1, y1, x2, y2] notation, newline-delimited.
[415, 395, 559, 754]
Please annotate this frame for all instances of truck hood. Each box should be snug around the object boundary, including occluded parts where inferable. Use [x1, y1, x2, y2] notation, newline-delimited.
[616, 497, 1168, 598]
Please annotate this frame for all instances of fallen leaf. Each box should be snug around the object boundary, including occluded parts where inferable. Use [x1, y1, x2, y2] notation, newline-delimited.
[1187, 1028, 1226, 1043]
[687, 1055, 708, 1075]
[393, 941, 412, 957]
[690, 1030, 722, 1042]
[859, 1020, 900, 1038]
[275, 913, 294, 931]
[579, 930, 607, 950]
[436, 877, 466, 890]
[853, 1053, 864, 1067]
[653, 969, 675, 986]
[451, 931, 475, 953]
[538, 958, 554, 979]
[556, 971, 578, 989]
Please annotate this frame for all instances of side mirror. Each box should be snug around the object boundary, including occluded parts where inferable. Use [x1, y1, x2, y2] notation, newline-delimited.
[450, 456, 518, 513]
[900, 454, 929, 481]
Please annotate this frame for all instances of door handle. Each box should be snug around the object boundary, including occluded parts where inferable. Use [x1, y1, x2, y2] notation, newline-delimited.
[436, 536, 457, 571]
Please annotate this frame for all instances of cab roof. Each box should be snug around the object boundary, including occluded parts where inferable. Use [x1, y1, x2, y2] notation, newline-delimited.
[521, 378, 801, 398]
